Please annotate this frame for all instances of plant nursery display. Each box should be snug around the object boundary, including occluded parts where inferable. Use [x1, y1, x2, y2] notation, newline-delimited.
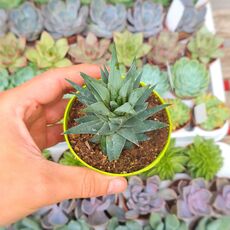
[64, 47, 171, 175]
[0, 0, 229, 229]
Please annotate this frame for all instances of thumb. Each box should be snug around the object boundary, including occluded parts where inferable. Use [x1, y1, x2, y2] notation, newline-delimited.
[39, 161, 127, 206]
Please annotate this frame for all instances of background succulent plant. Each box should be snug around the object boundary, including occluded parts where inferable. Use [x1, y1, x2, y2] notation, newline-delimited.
[114, 31, 151, 67]
[33, 0, 49, 4]
[0, 69, 10, 91]
[0, 9, 7, 37]
[147, 30, 185, 66]
[195, 94, 230, 130]
[153, 0, 172, 7]
[107, 217, 142, 230]
[81, 0, 91, 5]
[68, 32, 111, 65]
[164, 98, 191, 131]
[107, 0, 134, 7]
[172, 58, 209, 98]
[144, 213, 188, 230]
[195, 216, 230, 230]
[177, 178, 213, 221]
[188, 27, 224, 64]
[0, 0, 24, 9]
[213, 178, 230, 215]
[140, 64, 170, 96]
[89, 0, 127, 38]
[144, 139, 188, 180]
[0, 33, 27, 73]
[127, 0, 163, 38]
[26, 32, 72, 69]
[123, 176, 177, 219]
[175, 0, 207, 33]
[59, 150, 83, 166]
[9, 2, 43, 42]
[42, 0, 88, 39]
[186, 136, 223, 180]
[12, 217, 41, 230]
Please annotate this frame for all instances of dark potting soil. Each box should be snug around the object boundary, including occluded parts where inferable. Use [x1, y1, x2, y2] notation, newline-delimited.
[67, 94, 169, 174]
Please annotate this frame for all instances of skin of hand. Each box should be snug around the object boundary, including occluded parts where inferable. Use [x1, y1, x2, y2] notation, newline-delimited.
[0, 64, 127, 226]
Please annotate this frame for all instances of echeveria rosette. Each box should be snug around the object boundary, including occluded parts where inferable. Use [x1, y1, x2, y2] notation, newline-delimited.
[165, 98, 191, 131]
[144, 139, 188, 180]
[0, 69, 10, 91]
[89, 0, 127, 38]
[68, 32, 111, 65]
[123, 176, 177, 219]
[9, 2, 43, 42]
[0, 9, 8, 37]
[195, 94, 230, 130]
[188, 27, 224, 64]
[213, 178, 230, 215]
[127, 0, 163, 38]
[58, 220, 91, 230]
[172, 58, 209, 99]
[12, 217, 42, 230]
[107, 217, 142, 230]
[176, 0, 207, 34]
[42, 0, 88, 39]
[0, 33, 27, 73]
[177, 178, 213, 221]
[141, 64, 170, 96]
[195, 216, 230, 230]
[114, 31, 151, 67]
[0, 0, 24, 9]
[186, 136, 223, 180]
[26, 32, 72, 69]
[144, 213, 188, 230]
[147, 30, 185, 66]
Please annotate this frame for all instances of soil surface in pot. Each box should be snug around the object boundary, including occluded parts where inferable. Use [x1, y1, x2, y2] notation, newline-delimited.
[67, 94, 169, 174]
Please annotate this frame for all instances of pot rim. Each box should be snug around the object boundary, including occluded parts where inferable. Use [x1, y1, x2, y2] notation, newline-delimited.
[63, 90, 172, 177]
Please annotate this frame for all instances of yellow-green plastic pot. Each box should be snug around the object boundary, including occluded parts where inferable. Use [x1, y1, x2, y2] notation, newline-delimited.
[63, 91, 172, 177]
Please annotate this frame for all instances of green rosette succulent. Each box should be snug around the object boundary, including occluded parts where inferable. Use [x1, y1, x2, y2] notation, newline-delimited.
[0, 0, 24, 9]
[188, 27, 224, 64]
[68, 32, 111, 65]
[0, 69, 10, 91]
[172, 58, 209, 98]
[26, 32, 72, 69]
[0, 33, 27, 73]
[195, 93, 230, 130]
[144, 213, 188, 230]
[113, 30, 151, 67]
[144, 139, 188, 180]
[140, 64, 170, 96]
[165, 98, 191, 131]
[107, 217, 142, 230]
[186, 136, 223, 180]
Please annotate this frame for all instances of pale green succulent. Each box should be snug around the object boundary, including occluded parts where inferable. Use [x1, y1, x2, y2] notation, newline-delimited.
[172, 58, 209, 98]
[152, 0, 172, 7]
[59, 151, 83, 166]
[65, 47, 168, 161]
[144, 139, 188, 180]
[140, 64, 170, 96]
[0, 69, 10, 91]
[68, 32, 111, 65]
[186, 136, 223, 180]
[81, 0, 91, 4]
[195, 93, 230, 130]
[144, 213, 188, 230]
[107, 217, 142, 230]
[0, 0, 24, 9]
[113, 30, 151, 67]
[107, 0, 134, 7]
[26, 32, 72, 69]
[188, 27, 224, 64]
[9, 2, 44, 42]
[0, 33, 27, 73]
[0, 9, 7, 37]
[164, 98, 191, 131]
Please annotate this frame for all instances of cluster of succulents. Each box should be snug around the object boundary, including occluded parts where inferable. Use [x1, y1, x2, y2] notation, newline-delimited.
[195, 94, 230, 131]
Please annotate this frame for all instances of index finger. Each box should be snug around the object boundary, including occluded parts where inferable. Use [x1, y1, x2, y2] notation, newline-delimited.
[14, 64, 101, 105]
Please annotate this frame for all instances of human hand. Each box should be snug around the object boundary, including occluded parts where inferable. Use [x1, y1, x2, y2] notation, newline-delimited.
[0, 65, 127, 226]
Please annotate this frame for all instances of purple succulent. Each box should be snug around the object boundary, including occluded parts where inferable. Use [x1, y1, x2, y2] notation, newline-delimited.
[177, 178, 213, 221]
[213, 178, 230, 215]
[35, 199, 77, 229]
[123, 176, 177, 219]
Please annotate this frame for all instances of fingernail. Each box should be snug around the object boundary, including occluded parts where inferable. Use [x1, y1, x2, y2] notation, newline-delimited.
[107, 179, 127, 194]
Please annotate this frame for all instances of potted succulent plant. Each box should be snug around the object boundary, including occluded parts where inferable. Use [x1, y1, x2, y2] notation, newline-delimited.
[63, 47, 171, 176]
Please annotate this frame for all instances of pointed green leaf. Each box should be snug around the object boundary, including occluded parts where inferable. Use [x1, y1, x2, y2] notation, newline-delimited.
[90, 135, 101, 144]
[136, 133, 149, 142]
[117, 128, 139, 145]
[96, 122, 111, 135]
[119, 77, 133, 103]
[134, 71, 142, 89]
[110, 101, 119, 110]
[135, 86, 155, 105]
[128, 87, 147, 106]
[133, 120, 168, 133]
[75, 115, 98, 123]
[83, 102, 114, 117]
[114, 102, 136, 115]
[106, 134, 126, 161]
